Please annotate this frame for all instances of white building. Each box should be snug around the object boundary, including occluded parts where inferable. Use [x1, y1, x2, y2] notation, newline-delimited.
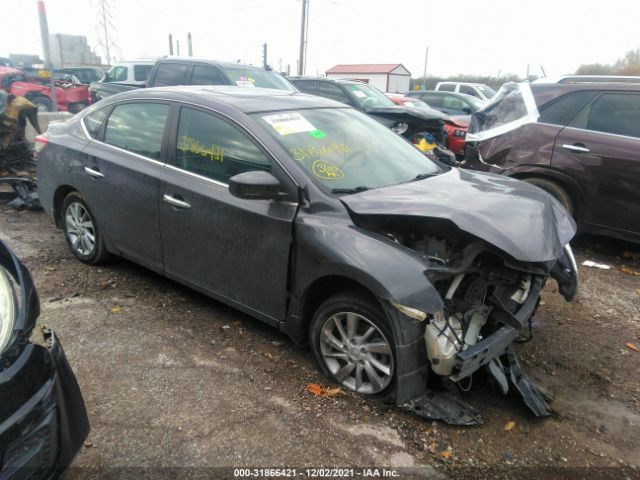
[325, 64, 411, 93]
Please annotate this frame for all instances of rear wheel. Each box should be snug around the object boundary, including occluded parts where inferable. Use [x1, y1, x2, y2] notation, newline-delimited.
[523, 177, 574, 215]
[62, 192, 110, 264]
[310, 292, 395, 396]
[30, 96, 52, 112]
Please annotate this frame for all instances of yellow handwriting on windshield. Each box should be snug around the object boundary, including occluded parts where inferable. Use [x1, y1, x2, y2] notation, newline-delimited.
[179, 136, 224, 162]
[289, 142, 352, 162]
[312, 160, 344, 180]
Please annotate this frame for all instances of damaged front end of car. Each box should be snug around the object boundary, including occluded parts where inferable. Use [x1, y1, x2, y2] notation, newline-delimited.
[342, 172, 578, 425]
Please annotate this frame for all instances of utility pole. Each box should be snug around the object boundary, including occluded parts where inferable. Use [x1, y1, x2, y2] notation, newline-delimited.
[188, 32, 193, 57]
[262, 43, 268, 69]
[526, 64, 530, 81]
[169, 33, 173, 55]
[101, 0, 110, 65]
[37, 1, 58, 112]
[176, 40, 180, 56]
[298, 0, 309, 75]
[422, 46, 429, 90]
[540, 65, 547, 78]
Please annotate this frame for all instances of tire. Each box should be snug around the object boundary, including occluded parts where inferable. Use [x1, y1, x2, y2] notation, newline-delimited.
[523, 177, 574, 215]
[310, 291, 396, 397]
[30, 96, 52, 112]
[61, 192, 110, 264]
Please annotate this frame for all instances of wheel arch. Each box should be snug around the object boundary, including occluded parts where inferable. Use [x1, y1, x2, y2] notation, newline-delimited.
[53, 185, 78, 228]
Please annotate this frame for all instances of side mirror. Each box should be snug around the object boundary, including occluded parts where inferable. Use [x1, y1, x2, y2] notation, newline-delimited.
[462, 107, 472, 114]
[229, 171, 283, 200]
[432, 146, 459, 167]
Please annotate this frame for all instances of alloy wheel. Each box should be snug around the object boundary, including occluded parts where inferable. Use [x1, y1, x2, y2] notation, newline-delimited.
[319, 312, 394, 394]
[65, 202, 96, 256]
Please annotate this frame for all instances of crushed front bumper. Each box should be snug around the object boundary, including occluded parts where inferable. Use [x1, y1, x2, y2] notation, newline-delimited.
[0, 330, 90, 479]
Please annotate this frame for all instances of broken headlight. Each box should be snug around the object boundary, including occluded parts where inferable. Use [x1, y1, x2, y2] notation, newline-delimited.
[0, 266, 17, 354]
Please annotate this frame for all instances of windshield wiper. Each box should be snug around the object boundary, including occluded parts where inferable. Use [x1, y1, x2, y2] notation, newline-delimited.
[330, 186, 370, 194]
[409, 172, 440, 182]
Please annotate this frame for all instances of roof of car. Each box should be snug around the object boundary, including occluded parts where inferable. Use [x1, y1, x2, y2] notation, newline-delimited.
[158, 57, 272, 71]
[106, 85, 345, 113]
[530, 81, 640, 107]
[288, 76, 368, 85]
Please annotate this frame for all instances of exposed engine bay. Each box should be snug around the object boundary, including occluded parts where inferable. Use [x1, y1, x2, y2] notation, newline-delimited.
[357, 215, 578, 425]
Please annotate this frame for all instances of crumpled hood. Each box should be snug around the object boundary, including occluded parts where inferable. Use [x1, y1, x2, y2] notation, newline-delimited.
[365, 105, 446, 125]
[341, 169, 576, 263]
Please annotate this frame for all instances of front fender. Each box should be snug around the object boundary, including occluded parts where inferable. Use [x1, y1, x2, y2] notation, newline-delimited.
[288, 215, 439, 404]
[291, 216, 443, 316]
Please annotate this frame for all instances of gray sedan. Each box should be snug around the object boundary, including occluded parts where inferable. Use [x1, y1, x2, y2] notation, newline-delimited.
[36, 86, 578, 425]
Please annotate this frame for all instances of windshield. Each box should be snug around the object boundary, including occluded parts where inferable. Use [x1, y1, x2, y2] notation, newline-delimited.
[222, 66, 296, 92]
[344, 83, 395, 109]
[462, 94, 485, 111]
[255, 108, 442, 193]
[478, 85, 497, 99]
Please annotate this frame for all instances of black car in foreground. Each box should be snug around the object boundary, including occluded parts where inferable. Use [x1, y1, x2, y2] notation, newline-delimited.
[288, 77, 448, 148]
[0, 240, 89, 478]
[37, 86, 578, 425]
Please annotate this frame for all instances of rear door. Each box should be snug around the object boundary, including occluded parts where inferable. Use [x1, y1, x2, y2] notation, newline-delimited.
[552, 91, 640, 234]
[79, 101, 170, 271]
[159, 105, 298, 323]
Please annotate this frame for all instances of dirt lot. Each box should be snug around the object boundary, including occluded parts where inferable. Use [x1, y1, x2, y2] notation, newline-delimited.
[1, 207, 639, 479]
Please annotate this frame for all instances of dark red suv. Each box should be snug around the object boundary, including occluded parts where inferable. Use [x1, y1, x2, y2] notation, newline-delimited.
[463, 82, 640, 243]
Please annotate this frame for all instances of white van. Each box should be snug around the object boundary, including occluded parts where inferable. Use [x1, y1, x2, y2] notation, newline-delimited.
[434, 82, 496, 102]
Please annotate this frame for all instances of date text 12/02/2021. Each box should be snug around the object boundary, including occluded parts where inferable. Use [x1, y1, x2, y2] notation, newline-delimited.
[233, 468, 401, 477]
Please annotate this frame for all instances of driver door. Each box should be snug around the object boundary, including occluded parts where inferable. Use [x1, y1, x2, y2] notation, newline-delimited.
[159, 105, 298, 323]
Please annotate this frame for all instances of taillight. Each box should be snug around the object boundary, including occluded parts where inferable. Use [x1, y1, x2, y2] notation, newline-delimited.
[87, 88, 93, 105]
[34, 134, 49, 157]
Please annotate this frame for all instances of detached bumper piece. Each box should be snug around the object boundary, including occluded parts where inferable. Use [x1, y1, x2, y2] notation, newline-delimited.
[401, 390, 483, 426]
[0, 178, 41, 210]
[0, 330, 90, 479]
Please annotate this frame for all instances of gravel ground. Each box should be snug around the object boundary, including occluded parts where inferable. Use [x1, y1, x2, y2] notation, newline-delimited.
[1, 208, 639, 480]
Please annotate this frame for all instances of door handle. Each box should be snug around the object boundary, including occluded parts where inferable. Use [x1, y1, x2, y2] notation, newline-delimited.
[562, 144, 590, 153]
[84, 166, 104, 178]
[163, 194, 191, 209]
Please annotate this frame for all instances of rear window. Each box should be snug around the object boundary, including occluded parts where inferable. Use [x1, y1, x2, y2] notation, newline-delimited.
[104, 103, 169, 159]
[153, 63, 190, 87]
[134, 65, 152, 82]
[438, 84, 456, 92]
[292, 80, 317, 94]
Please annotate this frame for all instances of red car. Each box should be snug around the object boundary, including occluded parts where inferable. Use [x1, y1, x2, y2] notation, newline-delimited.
[387, 95, 469, 157]
[443, 115, 469, 157]
[0, 66, 92, 113]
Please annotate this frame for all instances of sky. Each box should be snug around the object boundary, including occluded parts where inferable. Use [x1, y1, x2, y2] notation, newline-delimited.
[1, 0, 639, 79]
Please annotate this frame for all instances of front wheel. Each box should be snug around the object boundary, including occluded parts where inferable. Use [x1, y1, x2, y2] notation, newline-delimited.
[522, 177, 574, 215]
[310, 292, 396, 396]
[62, 192, 110, 264]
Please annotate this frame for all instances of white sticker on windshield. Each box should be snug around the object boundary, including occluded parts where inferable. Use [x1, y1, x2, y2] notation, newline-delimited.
[262, 112, 316, 136]
[236, 80, 255, 87]
[352, 90, 367, 98]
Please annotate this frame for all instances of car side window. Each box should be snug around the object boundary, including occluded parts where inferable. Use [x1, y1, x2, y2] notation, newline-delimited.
[570, 93, 640, 139]
[318, 82, 351, 104]
[442, 95, 464, 110]
[175, 107, 272, 184]
[110, 66, 127, 82]
[84, 108, 108, 139]
[153, 63, 190, 87]
[294, 80, 317, 95]
[460, 85, 480, 98]
[538, 91, 598, 126]
[438, 84, 455, 92]
[191, 66, 225, 85]
[423, 94, 443, 108]
[134, 65, 152, 82]
[104, 103, 169, 159]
